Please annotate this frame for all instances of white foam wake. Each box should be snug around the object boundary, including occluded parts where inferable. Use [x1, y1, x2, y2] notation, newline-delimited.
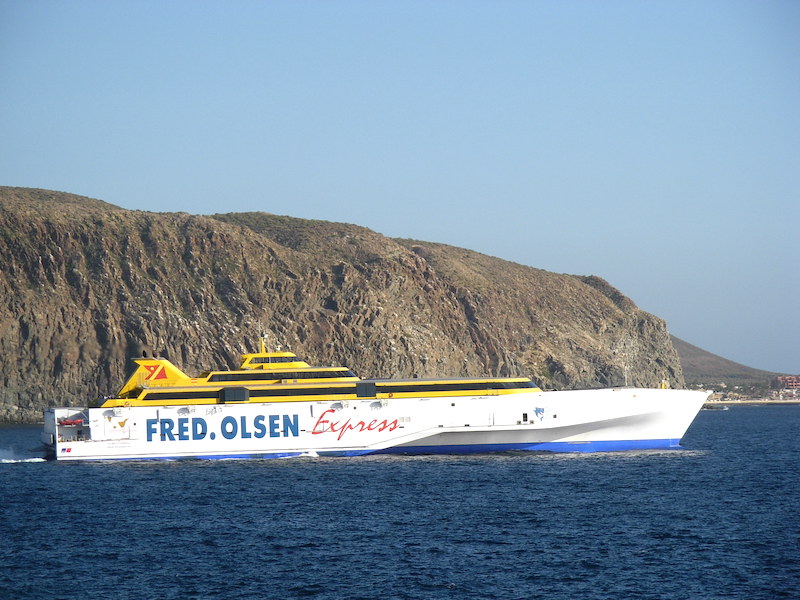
[0, 448, 46, 463]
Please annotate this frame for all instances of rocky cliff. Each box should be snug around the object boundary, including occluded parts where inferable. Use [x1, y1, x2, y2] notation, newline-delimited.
[0, 187, 684, 423]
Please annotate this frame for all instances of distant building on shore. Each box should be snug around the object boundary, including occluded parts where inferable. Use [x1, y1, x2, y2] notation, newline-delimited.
[776, 375, 800, 389]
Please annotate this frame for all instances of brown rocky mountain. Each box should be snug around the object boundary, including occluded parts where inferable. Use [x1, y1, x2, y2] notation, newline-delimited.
[1, 186, 685, 423]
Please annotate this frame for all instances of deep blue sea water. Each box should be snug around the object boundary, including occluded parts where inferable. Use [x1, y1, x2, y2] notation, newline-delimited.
[1, 405, 799, 600]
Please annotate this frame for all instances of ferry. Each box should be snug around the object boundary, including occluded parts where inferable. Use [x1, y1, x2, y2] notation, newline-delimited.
[42, 341, 709, 461]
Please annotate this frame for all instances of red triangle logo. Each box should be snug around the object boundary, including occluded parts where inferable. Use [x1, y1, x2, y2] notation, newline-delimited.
[143, 364, 166, 380]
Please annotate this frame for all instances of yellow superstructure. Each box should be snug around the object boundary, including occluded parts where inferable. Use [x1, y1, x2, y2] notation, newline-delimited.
[101, 343, 540, 408]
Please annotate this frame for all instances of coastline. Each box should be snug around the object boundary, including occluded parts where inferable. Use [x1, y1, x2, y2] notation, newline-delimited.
[704, 399, 800, 407]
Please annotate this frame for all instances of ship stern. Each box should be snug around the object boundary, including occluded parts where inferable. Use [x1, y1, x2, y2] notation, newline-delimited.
[42, 407, 90, 460]
[41, 409, 58, 458]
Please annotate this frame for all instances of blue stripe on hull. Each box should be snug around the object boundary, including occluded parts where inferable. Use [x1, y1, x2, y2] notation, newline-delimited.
[56, 451, 313, 461]
[373, 438, 682, 455]
[316, 449, 374, 457]
[52, 439, 682, 461]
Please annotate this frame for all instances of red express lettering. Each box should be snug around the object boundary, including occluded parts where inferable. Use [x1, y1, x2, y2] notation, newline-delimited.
[311, 409, 399, 441]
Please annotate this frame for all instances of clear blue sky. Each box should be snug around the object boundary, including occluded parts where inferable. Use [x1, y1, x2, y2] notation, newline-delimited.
[1, 1, 798, 373]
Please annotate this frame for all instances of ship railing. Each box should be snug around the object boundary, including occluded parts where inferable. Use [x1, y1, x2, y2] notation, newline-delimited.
[141, 378, 182, 388]
[137, 375, 184, 389]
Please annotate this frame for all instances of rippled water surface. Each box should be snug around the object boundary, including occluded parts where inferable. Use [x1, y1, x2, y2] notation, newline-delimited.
[1, 405, 799, 599]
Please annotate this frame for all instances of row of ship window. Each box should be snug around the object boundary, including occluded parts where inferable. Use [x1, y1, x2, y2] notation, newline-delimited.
[138, 380, 536, 401]
[208, 370, 357, 382]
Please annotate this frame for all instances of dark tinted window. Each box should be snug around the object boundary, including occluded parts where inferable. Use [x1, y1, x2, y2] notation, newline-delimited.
[209, 370, 356, 382]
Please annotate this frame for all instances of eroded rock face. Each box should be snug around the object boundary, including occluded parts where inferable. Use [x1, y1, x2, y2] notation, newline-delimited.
[0, 187, 683, 423]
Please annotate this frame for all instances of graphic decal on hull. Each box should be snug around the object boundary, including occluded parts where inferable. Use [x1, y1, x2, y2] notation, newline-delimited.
[311, 409, 400, 440]
[145, 414, 299, 442]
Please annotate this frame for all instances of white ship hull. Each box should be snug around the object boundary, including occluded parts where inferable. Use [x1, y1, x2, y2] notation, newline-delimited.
[42, 387, 708, 461]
